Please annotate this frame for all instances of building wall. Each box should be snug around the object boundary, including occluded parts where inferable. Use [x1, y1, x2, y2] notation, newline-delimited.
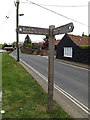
[56, 46, 89, 64]
[56, 34, 90, 64]
[21, 47, 32, 54]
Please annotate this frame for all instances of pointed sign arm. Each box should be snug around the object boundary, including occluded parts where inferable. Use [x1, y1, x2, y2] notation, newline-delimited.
[53, 22, 74, 35]
[17, 25, 49, 35]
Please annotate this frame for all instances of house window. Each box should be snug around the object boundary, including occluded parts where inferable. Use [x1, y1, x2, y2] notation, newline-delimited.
[64, 47, 72, 58]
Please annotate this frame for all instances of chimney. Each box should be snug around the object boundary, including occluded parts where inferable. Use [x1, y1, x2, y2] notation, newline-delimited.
[82, 32, 84, 36]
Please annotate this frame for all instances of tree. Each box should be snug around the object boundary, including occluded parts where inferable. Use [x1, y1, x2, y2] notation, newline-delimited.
[42, 35, 49, 49]
[2, 43, 7, 49]
[23, 35, 32, 48]
[27, 43, 32, 48]
[24, 34, 32, 45]
[84, 35, 88, 37]
[32, 43, 41, 50]
[43, 35, 48, 41]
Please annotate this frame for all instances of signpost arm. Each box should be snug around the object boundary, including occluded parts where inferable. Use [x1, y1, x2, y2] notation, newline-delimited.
[48, 25, 55, 113]
[16, 0, 19, 61]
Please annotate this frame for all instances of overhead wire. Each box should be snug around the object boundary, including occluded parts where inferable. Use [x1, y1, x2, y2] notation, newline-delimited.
[24, 0, 89, 27]
[0, 0, 89, 33]
[36, 4, 89, 7]
[0, 3, 15, 32]
[21, 1, 89, 7]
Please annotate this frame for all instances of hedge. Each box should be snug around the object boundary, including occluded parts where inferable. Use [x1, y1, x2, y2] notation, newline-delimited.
[80, 45, 90, 49]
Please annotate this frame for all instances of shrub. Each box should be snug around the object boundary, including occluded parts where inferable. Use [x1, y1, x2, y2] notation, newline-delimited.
[37, 50, 40, 55]
[80, 45, 90, 49]
[27, 43, 32, 48]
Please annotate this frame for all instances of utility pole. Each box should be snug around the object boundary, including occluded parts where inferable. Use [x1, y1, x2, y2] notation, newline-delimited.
[16, 0, 19, 61]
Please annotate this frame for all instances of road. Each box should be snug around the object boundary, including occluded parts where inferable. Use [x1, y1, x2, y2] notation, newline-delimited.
[11, 51, 89, 117]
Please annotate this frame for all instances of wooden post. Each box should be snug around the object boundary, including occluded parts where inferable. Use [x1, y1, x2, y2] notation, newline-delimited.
[48, 25, 55, 113]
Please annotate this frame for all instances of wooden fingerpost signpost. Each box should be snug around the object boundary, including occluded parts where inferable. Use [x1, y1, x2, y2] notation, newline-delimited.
[17, 22, 74, 113]
[47, 23, 74, 113]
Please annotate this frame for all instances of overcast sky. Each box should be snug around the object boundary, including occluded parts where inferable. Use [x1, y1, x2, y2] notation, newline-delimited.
[0, 0, 89, 44]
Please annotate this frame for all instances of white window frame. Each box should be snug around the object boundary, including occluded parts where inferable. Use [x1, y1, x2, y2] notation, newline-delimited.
[64, 47, 72, 58]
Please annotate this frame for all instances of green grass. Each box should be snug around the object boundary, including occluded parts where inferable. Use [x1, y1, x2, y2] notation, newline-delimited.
[0, 53, 2, 92]
[2, 52, 73, 119]
[0, 53, 2, 120]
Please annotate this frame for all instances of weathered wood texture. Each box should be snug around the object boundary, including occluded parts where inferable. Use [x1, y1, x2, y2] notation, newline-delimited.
[48, 25, 55, 113]
[18, 26, 49, 35]
[53, 22, 74, 35]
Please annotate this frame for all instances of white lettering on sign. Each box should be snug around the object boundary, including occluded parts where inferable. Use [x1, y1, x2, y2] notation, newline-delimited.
[18, 26, 49, 35]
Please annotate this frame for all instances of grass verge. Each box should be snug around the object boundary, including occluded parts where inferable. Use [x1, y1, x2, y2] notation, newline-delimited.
[0, 53, 2, 120]
[2, 52, 73, 119]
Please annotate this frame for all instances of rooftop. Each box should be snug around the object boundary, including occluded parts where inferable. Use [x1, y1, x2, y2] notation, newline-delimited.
[68, 34, 90, 46]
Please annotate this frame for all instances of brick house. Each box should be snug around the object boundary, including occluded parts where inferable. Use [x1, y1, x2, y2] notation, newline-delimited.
[67, 34, 89, 46]
[56, 33, 90, 64]
[55, 40, 60, 50]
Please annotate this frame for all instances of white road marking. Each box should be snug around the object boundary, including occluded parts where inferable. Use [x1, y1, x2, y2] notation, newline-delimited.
[41, 55, 89, 71]
[20, 59, 90, 115]
[10, 54, 89, 114]
[11, 54, 89, 71]
[55, 61, 89, 71]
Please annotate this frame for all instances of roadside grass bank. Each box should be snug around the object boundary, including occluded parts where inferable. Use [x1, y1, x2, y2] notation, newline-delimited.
[0, 53, 2, 120]
[0, 53, 2, 92]
[2, 52, 73, 119]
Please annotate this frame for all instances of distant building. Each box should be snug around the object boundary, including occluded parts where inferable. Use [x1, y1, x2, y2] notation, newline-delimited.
[56, 34, 90, 64]
[54, 40, 60, 50]
[4, 45, 14, 51]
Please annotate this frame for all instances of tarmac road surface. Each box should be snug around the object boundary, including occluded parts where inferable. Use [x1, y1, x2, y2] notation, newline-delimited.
[11, 51, 89, 118]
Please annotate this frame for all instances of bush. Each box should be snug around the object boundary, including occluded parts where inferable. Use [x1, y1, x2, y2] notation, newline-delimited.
[28, 43, 32, 48]
[80, 45, 90, 49]
[2, 43, 7, 49]
[37, 50, 40, 55]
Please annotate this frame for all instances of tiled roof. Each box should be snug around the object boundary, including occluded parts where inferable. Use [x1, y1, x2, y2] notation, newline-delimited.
[68, 34, 90, 46]
[54, 40, 61, 45]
